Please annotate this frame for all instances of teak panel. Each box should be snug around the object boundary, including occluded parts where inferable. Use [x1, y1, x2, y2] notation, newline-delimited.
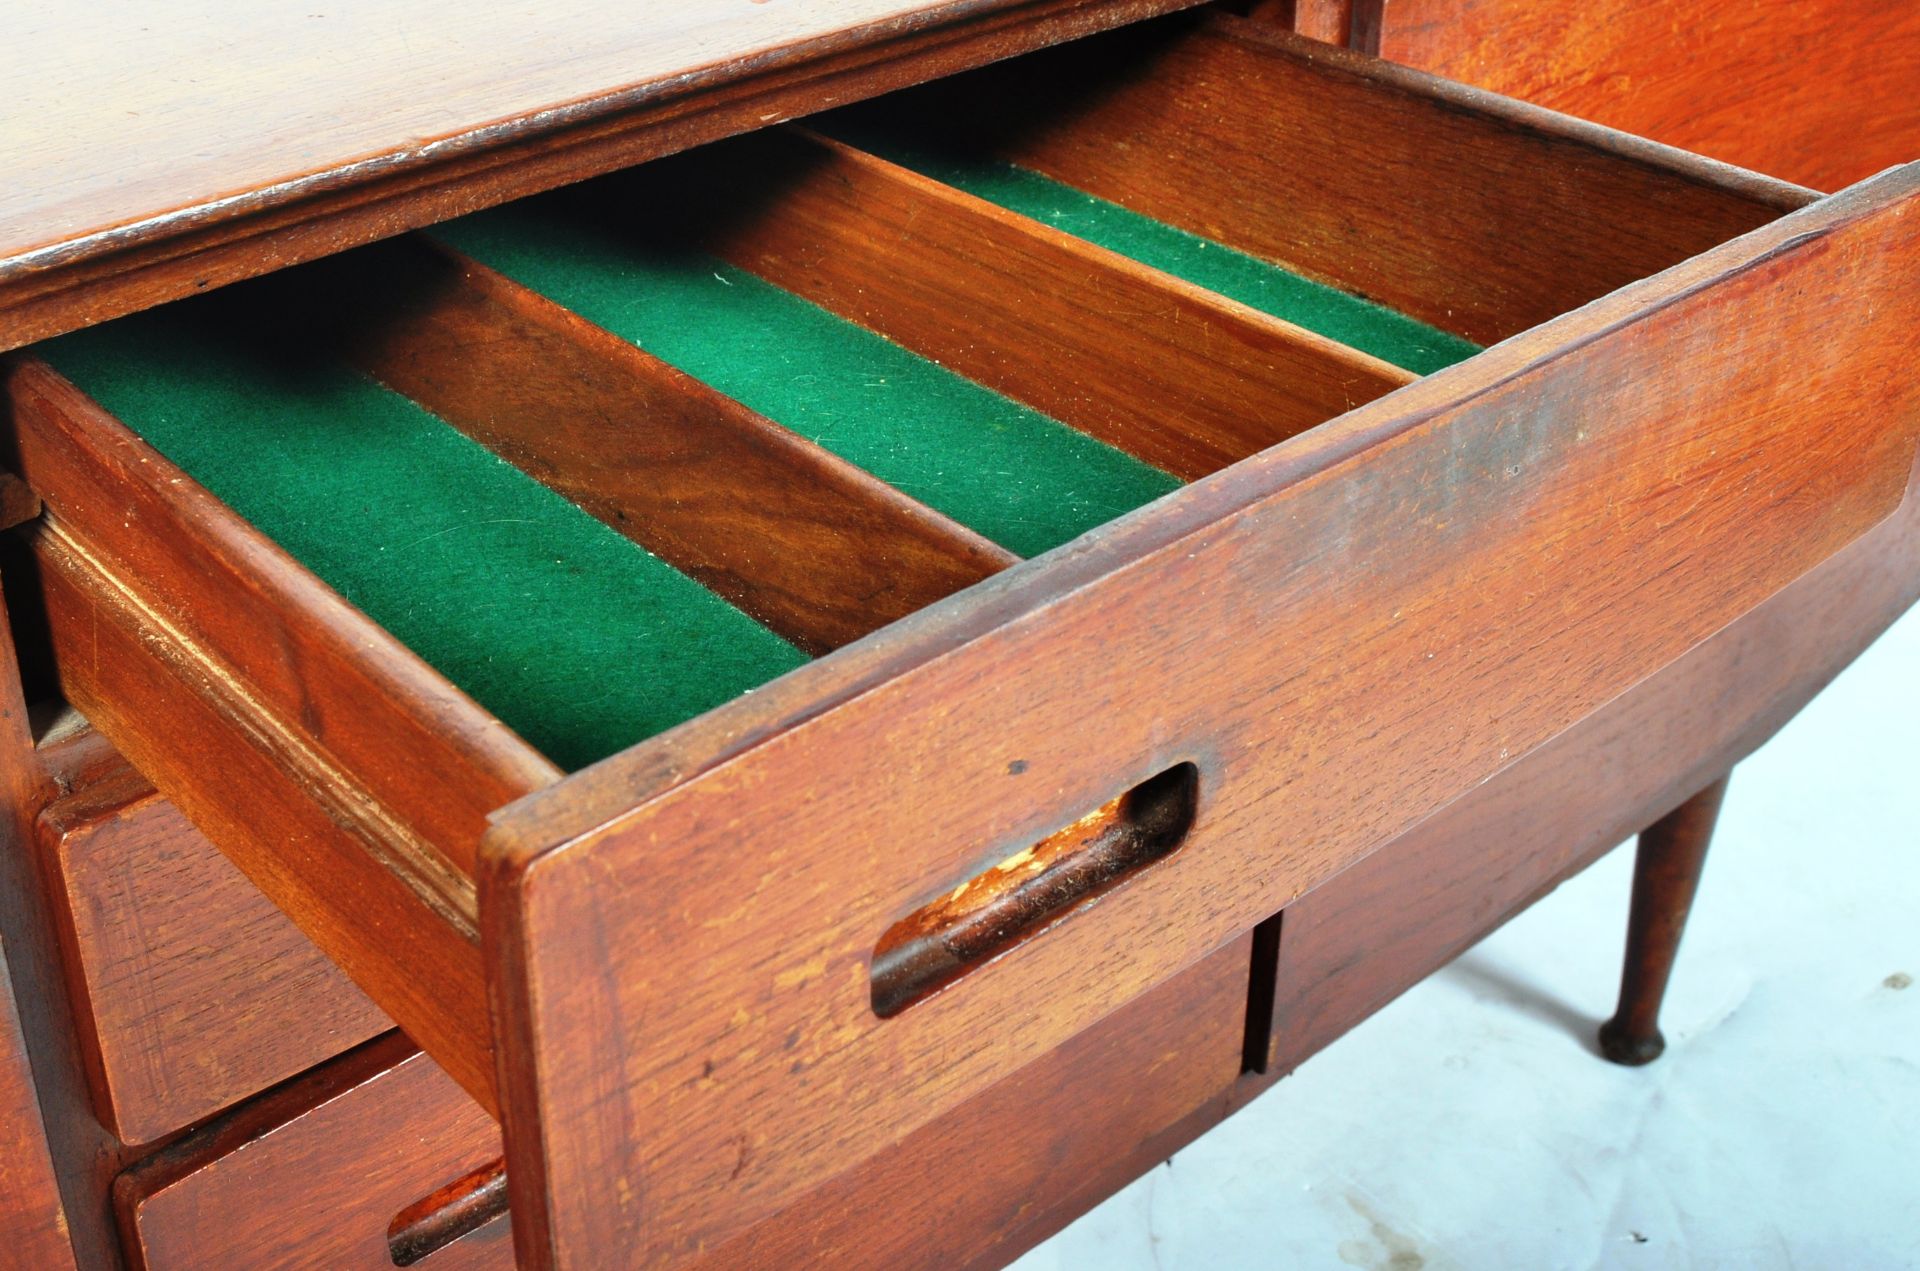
[483, 167, 1920, 1266]
[1254, 409, 1920, 1079]
[1, 358, 551, 1108]
[0, 362, 561, 879]
[1368, 0, 1920, 193]
[17, 527, 499, 1110]
[0, 939, 75, 1269]
[116, 1035, 506, 1270]
[679, 126, 1414, 479]
[37, 741, 389, 1146]
[905, 14, 1812, 343]
[299, 238, 1015, 655]
[705, 933, 1251, 1270]
[0, 0, 1205, 351]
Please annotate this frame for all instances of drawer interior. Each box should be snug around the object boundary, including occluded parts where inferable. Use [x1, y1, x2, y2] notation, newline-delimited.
[26, 20, 1553, 777]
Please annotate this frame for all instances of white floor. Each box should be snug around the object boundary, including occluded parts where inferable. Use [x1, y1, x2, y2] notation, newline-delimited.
[1018, 607, 1920, 1270]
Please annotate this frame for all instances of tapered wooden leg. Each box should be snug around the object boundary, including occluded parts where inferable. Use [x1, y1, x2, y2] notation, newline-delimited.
[1598, 774, 1729, 1066]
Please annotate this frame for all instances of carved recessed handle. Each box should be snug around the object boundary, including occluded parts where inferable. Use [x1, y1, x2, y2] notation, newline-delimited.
[870, 762, 1199, 1018]
[388, 1159, 507, 1267]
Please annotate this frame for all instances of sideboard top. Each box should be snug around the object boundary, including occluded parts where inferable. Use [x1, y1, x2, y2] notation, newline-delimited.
[0, 0, 1186, 346]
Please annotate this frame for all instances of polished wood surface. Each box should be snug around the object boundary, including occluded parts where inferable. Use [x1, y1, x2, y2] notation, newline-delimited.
[115, 1034, 506, 1270]
[36, 735, 389, 1146]
[1254, 458, 1920, 1077]
[0, 0, 1203, 352]
[0, 938, 74, 1269]
[0, 569, 116, 1268]
[302, 238, 1014, 656]
[482, 162, 1920, 1268]
[17, 521, 501, 1112]
[1362, 0, 1920, 192]
[680, 126, 1414, 479]
[1599, 776, 1729, 1066]
[707, 934, 1250, 1270]
[898, 15, 1811, 344]
[3, 356, 555, 1108]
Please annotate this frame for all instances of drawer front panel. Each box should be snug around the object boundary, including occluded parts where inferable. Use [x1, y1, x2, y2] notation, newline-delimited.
[116, 1036, 507, 1270]
[1260, 446, 1920, 1075]
[705, 932, 1252, 1271]
[37, 736, 390, 1145]
[118, 940, 1250, 1271]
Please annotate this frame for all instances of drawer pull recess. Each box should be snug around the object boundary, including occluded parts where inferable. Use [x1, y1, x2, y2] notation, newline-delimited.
[871, 762, 1199, 1017]
[387, 1159, 508, 1266]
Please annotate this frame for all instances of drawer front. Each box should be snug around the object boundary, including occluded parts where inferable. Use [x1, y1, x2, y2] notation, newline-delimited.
[116, 1035, 507, 1270]
[481, 33, 1920, 1266]
[707, 932, 1252, 1271]
[36, 732, 390, 1146]
[1257, 446, 1920, 1075]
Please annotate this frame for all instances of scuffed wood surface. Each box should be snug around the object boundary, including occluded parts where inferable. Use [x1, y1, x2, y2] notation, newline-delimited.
[115, 1035, 506, 1269]
[0, 0, 1203, 349]
[37, 738, 389, 1146]
[1369, 0, 1920, 192]
[0, 940, 74, 1268]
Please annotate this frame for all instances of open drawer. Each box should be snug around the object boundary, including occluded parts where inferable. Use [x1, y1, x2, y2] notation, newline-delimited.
[3, 12, 1917, 1267]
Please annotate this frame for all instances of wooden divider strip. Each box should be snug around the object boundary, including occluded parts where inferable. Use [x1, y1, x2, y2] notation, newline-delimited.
[891, 12, 1815, 345]
[290, 238, 1017, 656]
[673, 126, 1414, 481]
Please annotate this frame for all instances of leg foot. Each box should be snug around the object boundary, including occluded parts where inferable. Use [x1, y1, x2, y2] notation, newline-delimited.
[1598, 774, 1728, 1066]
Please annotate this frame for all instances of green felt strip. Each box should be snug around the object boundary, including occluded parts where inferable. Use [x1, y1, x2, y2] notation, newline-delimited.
[432, 201, 1183, 561]
[36, 134, 1472, 772]
[822, 121, 1482, 377]
[39, 302, 808, 772]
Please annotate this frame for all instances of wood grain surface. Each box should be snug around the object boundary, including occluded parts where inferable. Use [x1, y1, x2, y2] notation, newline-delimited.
[2, 362, 559, 880]
[1255, 461, 1920, 1077]
[115, 1035, 507, 1270]
[1367, 0, 1920, 192]
[298, 237, 1015, 655]
[0, 938, 75, 1269]
[679, 126, 1414, 479]
[0, 0, 1203, 351]
[900, 13, 1813, 344]
[480, 159, 1920, 1266]
[704, 934, 1250, 1270]
[0, 564, 107, 1268]
[36, 737, 389, 1146]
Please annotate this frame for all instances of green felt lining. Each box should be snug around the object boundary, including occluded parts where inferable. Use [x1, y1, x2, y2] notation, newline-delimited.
[432, 197, 1184, 561]
[821, 118, 1483, 377]
[36, 136, 1476, 772]
[40, 302, 808, 772]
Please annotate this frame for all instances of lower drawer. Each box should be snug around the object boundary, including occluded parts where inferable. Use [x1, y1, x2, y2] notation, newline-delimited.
[36, 727, 390, 1145]
[115, 933, 1250, 1271]
[114, 1035, 508, 1270]
[711, 931, 1252, 1271]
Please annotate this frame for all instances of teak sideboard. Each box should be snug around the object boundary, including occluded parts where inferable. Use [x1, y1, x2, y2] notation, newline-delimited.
[0, 2, 1915, 1267]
